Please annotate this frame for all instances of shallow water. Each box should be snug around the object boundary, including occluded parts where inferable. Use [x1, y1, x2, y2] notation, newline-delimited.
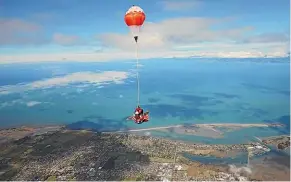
[0, 58, 290, 144]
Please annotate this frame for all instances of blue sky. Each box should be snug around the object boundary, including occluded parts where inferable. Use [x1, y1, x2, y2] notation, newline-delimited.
[0, 0, 290, 63]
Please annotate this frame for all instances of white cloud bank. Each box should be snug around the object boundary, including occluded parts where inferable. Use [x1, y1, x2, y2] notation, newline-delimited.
[0, 18, 47, 46]
[0, 14, 289, 63]
[26, 101, 42, 107]
[1, 42, 288, 64]
[0, 100, 48, 109]
[0, 71, 129, 95]
[97, 17, 289, 59]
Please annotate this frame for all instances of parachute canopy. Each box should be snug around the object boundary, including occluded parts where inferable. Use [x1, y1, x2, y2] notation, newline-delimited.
[124, 5, 146, 41]
[124, 5, 146, 26]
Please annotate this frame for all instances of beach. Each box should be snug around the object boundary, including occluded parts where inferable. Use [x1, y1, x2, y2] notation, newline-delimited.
[113, 122, 285, 139]
[115, 123, 282, 132]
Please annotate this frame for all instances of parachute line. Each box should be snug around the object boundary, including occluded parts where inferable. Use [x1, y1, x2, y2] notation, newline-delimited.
[135, 40, 140, 106]
[124, 5, 145, 107]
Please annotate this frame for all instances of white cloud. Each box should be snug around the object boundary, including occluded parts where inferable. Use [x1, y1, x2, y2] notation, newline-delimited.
[29, 71, 129, 88]
[99, 17, 239, 51]
[0, 16, 289, 63]
[0, 42, 288, 64]
[175, 41, 290, 57]
[0, 99, 23, 108]
[0, 71, 129, 95]
[0, 99, 48, 108]
[0, 18, 46, 45]
[242, 32, 289, 44]
[76, 84, 90, 88]
[26, 101, 42, 107]
[99, 17, 254, 50]
[0, 19, 86, 47]
[94, 17, 288, 59]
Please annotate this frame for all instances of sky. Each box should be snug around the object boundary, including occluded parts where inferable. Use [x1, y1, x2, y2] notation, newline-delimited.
[0, 0, 290, 63]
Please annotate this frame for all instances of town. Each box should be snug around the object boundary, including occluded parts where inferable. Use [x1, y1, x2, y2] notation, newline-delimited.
[0, 126, 289, 181]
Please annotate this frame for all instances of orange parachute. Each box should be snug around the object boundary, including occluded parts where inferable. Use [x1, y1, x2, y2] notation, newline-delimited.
[124, 5, 146, 43]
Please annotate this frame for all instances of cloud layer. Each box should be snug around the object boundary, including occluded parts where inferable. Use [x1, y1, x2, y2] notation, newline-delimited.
[0, 71, 129, 95]
[0, 1, 289, 63]
[0, 18, 46, 46]
[99, 17, 254, 51]
[0, 100, 47, 109]
[97, 17, 289, 59]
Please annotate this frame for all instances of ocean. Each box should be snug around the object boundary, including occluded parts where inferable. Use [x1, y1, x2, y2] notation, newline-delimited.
[0, 58, 290, 144]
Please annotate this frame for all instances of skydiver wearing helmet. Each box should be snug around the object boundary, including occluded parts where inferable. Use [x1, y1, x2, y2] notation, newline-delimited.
[133, 105, 143, 122]
[134, 105, 144, 117]
[134, 110, 150, 124]
[126, 106, 149, 124]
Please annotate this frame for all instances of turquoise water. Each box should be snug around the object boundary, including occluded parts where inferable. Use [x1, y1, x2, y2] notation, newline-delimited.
[132, 127, 285, 145]
[0, 58, 290, 144]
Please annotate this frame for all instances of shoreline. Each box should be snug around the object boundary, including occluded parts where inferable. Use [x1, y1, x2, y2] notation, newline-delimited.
[0, 123, 288, 145]
[0, 122, 287, 144]
[0, 125, 290, 181]
[113, 122, 284, 133]
[0, 122, 284, 130]
[0, 123, 66, 130]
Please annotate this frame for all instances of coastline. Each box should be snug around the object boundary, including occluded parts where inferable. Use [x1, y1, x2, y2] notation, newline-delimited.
[1, 123, 288, 152]
[112, 122, 286, 140]
[0, 122, 287, 144]
[113, 123, 284, 133]
[0, 123, 288, 152]
[0, 124, 290, 181]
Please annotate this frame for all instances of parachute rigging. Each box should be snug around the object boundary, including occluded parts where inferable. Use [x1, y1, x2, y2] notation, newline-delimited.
[124, 5, 145, 107]
[124, 5, 149, 123]
[124, 5, 146, 43]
